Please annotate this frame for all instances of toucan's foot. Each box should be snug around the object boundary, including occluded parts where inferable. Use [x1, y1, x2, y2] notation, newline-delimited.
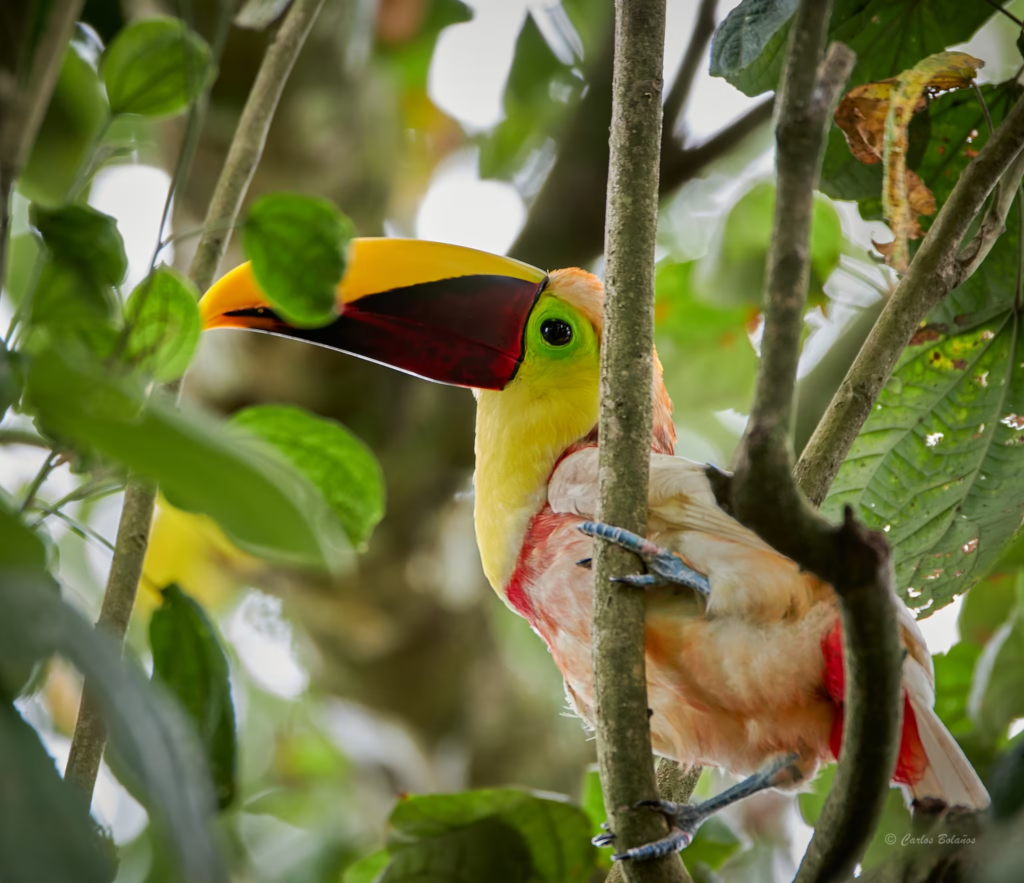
[592, 831, 616, 848]
[607, 801, 703, 861]
[611, 826, 695, 862]
[608, 753, 804, 862]
[577, 521, 710, 597]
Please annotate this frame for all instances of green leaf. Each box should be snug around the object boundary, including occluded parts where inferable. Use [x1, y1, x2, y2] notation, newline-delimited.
[933, 641, 984, 735]
[4, 232, 43, 307]
[25, 345, 347, 568]
[122, 266, 201, 381]
[681, 818, 742, 877]
[150, 585, 237, 810]
[230, 405, 385, 547]
[28, 258, 117, 342]
[989, 736, 1024, 821]
[101, 18, 215, 118]
[959, 573, 1019, 648]
[579, 767, 610, 871]
[387, 816, 534, 882]
[709, 0, 797, 97]
[31, 204, 127, 287]
[243, 193, 355, 327]
[0, 572, 228, 883]
[0, 700, 117, 883]
[0, 501, 47, 570]
[343, 850, 390, 883]
[655, 260, 759, 414]
[712, 0, 1001, 98]
[0, 338, 22, 421]
[968, 589, 1024, 738]
[823, 310, 1024, 616]
[376, 789, 596, 883]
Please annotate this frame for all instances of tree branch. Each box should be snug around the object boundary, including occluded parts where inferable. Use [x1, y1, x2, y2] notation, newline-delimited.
[593, 2, 687, 881]
[508, 12, 772, 272]
[794, 91, 1024, 507]
[64, 0, 327, 801]
[0, 0, 84, 309]
[660, 0, 717, 156]
[710, 2, 903, 880]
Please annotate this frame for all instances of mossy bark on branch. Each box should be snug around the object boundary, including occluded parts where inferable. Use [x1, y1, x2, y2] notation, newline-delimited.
[64, 0, 328, 801]
[592, 1, 688, 881]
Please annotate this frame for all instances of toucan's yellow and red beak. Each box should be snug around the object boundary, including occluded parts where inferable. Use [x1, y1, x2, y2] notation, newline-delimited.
[199, 238, 547, 390]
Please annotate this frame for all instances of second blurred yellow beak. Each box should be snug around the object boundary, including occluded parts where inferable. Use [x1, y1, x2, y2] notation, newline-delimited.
[200, 238, 548, 390]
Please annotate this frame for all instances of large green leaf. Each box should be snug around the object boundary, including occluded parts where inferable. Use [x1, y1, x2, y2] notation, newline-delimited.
[230, 405, 384, 547]
[0, 573, 227, 883]
[30, 204, 127, 287]
[101, 18, 215, 118]
[242, 193, 355, 327]
[823, 307, 1024, 615]
[122, 266, 202, 381]
[355, 789, 595, 883]
[711, 0, 1001, 98]
[150, 585, 237, 810]
[25, 345, 347, 568]
[0, 700, 116, 883]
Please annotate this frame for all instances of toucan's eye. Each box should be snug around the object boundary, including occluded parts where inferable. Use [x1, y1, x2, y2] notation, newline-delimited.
[541, 318, 573, 347]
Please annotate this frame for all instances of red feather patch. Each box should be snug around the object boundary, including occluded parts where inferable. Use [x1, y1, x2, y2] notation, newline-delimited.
[821, 620, 927, 785]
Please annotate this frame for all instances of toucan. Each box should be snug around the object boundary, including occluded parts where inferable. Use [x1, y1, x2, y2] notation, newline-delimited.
[199, 238, 988, 860]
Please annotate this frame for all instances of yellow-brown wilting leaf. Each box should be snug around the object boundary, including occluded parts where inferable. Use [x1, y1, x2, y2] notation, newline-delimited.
[834, 51, 984, 271]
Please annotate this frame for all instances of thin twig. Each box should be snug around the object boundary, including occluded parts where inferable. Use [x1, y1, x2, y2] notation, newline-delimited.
[661, 0, 718, 151]
[956, 86, 1024, 280]
[593, 1, 688, 881]
[794, 92, 1024, 506]
[19, 452, 59, 514]
[983, 0, 1024, 28]
[712, 1, 903, 878]
[509, 20, 773, 273]
[0, 428, 51, 448]
[64, 0, 328, 801]
[0, 0, 85, 319]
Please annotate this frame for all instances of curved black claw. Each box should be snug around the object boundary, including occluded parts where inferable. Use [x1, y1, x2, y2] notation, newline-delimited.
[578, 521, 710, 597]
[592, 831, 617, 848]
[612, 827, 693, 862]
[575, 557, 593, 569]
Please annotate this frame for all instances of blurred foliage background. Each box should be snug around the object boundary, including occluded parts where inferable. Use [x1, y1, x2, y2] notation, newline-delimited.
[6, 0, 1024, 881]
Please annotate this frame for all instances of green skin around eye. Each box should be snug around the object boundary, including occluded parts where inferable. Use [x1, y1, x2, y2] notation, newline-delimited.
[524, 296, 598, 364]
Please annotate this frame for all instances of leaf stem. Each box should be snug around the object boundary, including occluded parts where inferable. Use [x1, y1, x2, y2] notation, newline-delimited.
[64, 0, 328, 804]
[19, 452, 59, 514]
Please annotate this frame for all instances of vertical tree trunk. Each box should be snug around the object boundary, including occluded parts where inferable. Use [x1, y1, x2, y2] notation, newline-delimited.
[592, 2, 688, 881]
